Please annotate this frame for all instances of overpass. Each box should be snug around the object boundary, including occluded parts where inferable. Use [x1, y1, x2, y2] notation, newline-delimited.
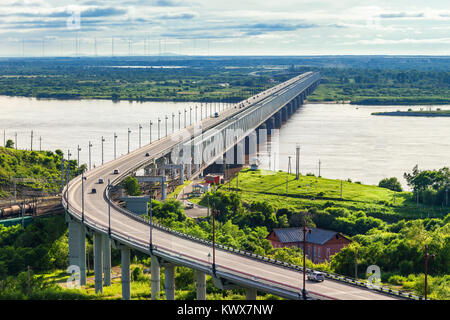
[62, 72, 413, 300]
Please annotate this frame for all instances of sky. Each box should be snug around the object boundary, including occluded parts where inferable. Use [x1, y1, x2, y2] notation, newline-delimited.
[0, 0, 449, 56]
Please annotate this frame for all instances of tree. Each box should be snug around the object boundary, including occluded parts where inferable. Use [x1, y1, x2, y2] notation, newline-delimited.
[5, 139, 14, 148]
[122, 176, 142, 196]
[378, 177, 403, 192]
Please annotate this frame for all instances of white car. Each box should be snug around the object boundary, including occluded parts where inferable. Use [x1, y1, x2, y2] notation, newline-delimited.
[307, 271, 325, 282]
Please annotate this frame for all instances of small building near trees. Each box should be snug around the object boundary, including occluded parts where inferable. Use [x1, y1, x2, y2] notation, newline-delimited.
[266, 227, 352, 263]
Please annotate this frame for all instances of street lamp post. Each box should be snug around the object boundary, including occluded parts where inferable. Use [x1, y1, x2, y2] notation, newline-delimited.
[127, 128, 131, 154]
[139, 124, 142, 148]
[101, 136, 105, 165]
[165, 115, 168, 137]
[190, 106, 192, 126]
[302, 214, 312, 300]
[149, 121, 153, 143]
[81, 172, 86, 223]
[30, 130, 33, 151]
[178, 111, 181, 130]
[88, 141, 92, 170]
[184, 109, 187, 128]
[149, 196, 153, 254]
[158, 117, 161, 140]
[172, 113, 175, 133]
[114, 133, 117, 160]
[195, 105, 198, 122]
[77, 145, 81, 175]
[212, 204, 218, 275]
[424, 245, 435, 300]
[107, 179, 111, 235]
[200, 104, 203, 120]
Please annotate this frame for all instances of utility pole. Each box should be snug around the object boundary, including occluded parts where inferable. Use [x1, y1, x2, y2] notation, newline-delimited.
[355, 247, 358, 279]
[184, 109, 187, 128]
[178, 111, 181, 130]
[39, 136, 42, 151]
[341, 180, 343, 200]
[295, 144, 300, 180]
[30, 130, 33, 151]
[318, 159, 321, 178]
[14, 132, 17, 150]
[424, 245, 434, 300]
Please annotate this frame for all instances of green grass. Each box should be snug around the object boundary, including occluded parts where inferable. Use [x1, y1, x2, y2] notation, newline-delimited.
[219, 169, 445, 221]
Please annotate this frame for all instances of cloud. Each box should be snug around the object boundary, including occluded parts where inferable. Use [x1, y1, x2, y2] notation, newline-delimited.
[157, 12, 197, 20]
[379, 12, 424, 19]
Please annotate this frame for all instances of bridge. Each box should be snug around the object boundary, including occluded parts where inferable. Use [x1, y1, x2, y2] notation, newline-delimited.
[62, 72, 411, 300]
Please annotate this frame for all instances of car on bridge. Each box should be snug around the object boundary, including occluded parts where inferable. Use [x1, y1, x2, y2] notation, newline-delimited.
[98, 178, 104, 184]
[113, 169, 120, 174]
[214, 112, 219, 118]
[91, 188, 97, 194]
[307, 271, 325, 282]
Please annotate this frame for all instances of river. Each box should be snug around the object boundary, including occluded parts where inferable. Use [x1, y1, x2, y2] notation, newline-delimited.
[0, 95, 449, 188]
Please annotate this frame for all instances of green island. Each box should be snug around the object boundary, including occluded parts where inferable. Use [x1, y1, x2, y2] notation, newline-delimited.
[372, 109, 450, 117]
[1, 147, 449, 300]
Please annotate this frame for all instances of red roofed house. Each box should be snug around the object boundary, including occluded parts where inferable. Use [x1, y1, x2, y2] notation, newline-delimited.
[266, 227, 352, 263]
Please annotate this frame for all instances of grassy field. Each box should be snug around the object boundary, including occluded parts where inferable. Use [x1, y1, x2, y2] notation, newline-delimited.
[221, 169, 445, 220]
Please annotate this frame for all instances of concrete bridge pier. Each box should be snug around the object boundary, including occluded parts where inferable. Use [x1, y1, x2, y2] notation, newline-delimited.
[164, 263, 176, 300]
[66, 215, 87, 286]
[120, 246, 131, 300]
[281, 107, 287, 122]
[245, 288, 257, 300]
[93, 232, 103, 294]
[265, 118, 274, 135]
[196, 271, 206, 300]
[287, 104, 292, 117]
[103, 235, 111, 286]
[274, 112, 281, 128]
[151, 255, 160, 300]
[244, 131, 257, 156]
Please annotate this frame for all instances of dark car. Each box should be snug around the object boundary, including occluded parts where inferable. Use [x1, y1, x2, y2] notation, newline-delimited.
[145, 152, 150, 157]
[113, 169, 119, 174]
[91, 188, 97, 194]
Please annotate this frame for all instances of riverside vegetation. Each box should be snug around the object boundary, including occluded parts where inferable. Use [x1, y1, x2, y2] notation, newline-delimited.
[0, 56, 448, 105]
[1, 164, 448, 299]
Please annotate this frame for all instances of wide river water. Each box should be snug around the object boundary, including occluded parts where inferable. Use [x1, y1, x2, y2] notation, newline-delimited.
[0, 95, 449, 188]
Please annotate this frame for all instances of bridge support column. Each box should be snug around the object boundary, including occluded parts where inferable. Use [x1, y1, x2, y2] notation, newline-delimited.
[274, 112, 281, 128]
[245, 288, 257, 300]
[196, 271, 206, 300]
[121, 246, 131, 300]
[93, 232, 103, 294]
[164, 263, 176, 300]
[244, 131, 257, 156]
[103, 235, 111, 286]
[265, 118, 274, 135]
[281, 107, 287, 122]
[161, 182, 167, 200]
[151, 255, 160, 300]
[67, 216, 87, 286]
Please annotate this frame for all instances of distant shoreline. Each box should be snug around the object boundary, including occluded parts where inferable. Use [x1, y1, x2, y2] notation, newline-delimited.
[371, 111, 450, 117]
